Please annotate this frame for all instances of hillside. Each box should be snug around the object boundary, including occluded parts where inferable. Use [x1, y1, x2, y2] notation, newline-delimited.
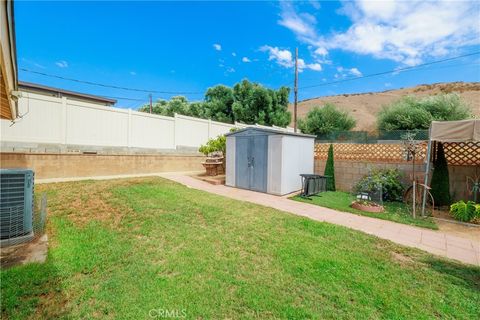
[290, 82, 480, 131]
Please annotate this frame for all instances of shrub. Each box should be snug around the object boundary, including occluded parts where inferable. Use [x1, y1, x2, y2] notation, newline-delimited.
[298, 103, 356, 136]
[199, 135, 226, 156]
[430, 143, 451, 206]
[450, 200, 477, 222]
[354, 168, 404, 202]
[377, 94, 472, 131]
[324, 144, 336, 191]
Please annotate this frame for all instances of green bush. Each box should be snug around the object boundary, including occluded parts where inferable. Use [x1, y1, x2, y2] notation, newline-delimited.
[377, 94, 472, 131]
[199, 135, 226, 156]
[298, 103, 356, 136]
[324, 144, 336, 191]
[354, 168, 404, 202]
[430, 143, 451, 206]
[450, 200, 477, 222]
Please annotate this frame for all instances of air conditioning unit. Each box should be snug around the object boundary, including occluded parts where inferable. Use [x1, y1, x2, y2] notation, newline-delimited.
[0, 169, 34, 247]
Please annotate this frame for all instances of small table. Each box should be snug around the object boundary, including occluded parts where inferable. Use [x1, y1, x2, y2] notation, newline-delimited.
[299, 174, 329, 197]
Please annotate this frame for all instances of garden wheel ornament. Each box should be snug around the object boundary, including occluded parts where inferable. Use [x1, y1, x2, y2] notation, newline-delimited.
[466, 175, 480, 203]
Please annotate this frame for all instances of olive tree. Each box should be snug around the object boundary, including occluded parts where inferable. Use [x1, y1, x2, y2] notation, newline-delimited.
[377, 94, 472, 131]
[297, 103, 356, 136]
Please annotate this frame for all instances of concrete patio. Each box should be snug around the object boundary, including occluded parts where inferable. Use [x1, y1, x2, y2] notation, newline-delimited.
[161, 173, 480, 266]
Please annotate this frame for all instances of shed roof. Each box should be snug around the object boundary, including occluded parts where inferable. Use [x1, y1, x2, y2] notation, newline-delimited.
[430, 119, 480, 142]
[225, 127, 316, 138]
[19, 81, 117, 105]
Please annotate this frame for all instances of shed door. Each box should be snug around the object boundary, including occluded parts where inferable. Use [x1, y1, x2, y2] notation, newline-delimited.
[235, 137, 250, 190]
[250, 135, 267, 192]
[235, 135, 268, 192]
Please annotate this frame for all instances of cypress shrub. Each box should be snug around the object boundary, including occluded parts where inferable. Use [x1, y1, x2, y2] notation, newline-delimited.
[324, 144, 336, 191]
[430, 143, 451, 206]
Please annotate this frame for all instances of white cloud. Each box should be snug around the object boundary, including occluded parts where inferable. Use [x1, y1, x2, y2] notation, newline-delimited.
[309, 0, 321, 10]
[307, 62, 322, 71]
[213, 43, 222, 51]
[226, 67, 235, 73]
[349, 67, 362, 76]
[278, 0, 480, 65]
[260, 45, 294, 68]
[314, 47, 328, 57]
[242, 57, 251, 63]
[260, 45, 321, 72]
[55, 60, 68, 68]
[129, 71, 136, 76]
[278, 3, 317, 40]
[232, 52, 237, 57]
[335, 66, 362, 78]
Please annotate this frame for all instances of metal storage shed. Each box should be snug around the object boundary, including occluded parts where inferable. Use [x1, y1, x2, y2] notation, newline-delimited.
[225, 127, 315, 195]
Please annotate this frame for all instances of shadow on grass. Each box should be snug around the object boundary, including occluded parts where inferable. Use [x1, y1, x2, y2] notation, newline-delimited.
[1, 255, 69, 319]
[422, 257, 480, 292]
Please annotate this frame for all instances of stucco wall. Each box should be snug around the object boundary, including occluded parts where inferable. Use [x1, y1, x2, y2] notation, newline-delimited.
[314, 159, 478, 201]
[0, 152, 205, 180]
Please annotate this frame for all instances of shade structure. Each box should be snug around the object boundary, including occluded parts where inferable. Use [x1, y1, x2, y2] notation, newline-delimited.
[429, 119, 480, 142]
[422, 119, 480, 215]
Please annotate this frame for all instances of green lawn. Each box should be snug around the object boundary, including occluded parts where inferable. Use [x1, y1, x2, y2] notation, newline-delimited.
[1, 178, 478, 319]
[292, 191, 438, 230]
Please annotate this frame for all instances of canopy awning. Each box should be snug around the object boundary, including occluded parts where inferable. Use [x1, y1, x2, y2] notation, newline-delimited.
[429, 119, 480, 142]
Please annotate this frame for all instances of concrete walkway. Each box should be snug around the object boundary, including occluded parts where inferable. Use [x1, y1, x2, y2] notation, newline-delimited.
[160, 173, 480, 266]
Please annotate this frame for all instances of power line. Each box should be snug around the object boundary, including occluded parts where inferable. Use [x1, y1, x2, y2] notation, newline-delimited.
[18, 68, 205, 95]
[299, 51, 480, 89]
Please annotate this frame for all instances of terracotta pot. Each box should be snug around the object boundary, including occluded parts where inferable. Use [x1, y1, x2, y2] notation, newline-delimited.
[351, 201, 384, 213]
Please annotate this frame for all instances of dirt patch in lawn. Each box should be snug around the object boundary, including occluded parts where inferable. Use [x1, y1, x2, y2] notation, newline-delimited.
[391, 252, 416, 265]
[36, 178, 160, 227]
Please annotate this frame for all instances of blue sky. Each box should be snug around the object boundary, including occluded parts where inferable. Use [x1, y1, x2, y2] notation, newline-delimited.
[16, 1, 480, 108]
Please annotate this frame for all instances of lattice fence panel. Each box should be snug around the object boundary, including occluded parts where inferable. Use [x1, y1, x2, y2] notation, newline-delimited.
[315, 142, 479, 166]
[443, 142, 480, 166]
[314, 143, 422, 162]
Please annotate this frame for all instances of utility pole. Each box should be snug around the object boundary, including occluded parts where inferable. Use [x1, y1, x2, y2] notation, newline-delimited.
[294, 47, 298, 133]
[149, 94, 153, 114]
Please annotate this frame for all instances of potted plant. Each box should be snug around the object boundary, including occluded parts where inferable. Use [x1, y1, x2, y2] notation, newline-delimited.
[199, 135, 226, 175]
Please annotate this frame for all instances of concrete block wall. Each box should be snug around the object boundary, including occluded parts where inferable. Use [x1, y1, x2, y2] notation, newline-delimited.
[314, 159, 478, 202]
[0, 152, 205, 180]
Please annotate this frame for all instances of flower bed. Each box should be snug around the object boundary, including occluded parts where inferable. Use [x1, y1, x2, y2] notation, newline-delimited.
[351, 200, 384, 213]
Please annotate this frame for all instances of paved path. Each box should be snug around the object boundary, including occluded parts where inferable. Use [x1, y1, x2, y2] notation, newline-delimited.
[160, 173, 480, 266]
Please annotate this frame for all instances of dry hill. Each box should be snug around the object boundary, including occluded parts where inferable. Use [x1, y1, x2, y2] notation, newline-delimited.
[290, 82, 480, 131]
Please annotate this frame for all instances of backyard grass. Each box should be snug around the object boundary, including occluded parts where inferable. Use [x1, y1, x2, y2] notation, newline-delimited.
[292, 191, 438, 230]
[1, 177, 479, 319]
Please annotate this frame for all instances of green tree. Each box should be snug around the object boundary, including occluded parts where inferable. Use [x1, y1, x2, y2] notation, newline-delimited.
[138, 99, 169, 115]
[204, 85, 235, 123]
[324, 144, 336, 191]
[297, 103, 356, 136]
[268, 86, 291, 127]
[430, 143, 451, 206]
[232, 79, 291, 127]
[139, 96, 191, 117]
[188, 102, 208, 119]
[377, 94, 472, 131]
[139, 79, 291, 127]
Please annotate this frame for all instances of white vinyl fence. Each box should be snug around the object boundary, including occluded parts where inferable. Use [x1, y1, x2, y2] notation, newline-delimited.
[1, 91, 293, 151]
